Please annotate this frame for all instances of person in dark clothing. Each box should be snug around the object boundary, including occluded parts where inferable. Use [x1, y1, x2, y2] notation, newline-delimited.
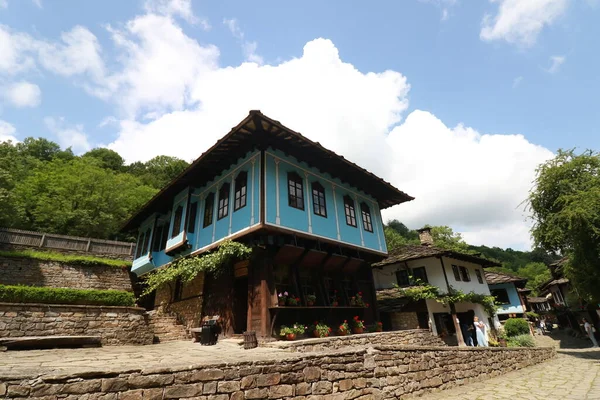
[461, 322, 474, 346]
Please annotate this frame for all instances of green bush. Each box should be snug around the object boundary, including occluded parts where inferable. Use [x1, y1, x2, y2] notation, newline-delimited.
[504, 318, 530, 337]
[0, 284, 135, 306]
[507, 334, 535, 348]
[0, 249, 129, 268]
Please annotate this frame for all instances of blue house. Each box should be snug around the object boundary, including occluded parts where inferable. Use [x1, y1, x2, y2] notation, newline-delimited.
[122, 110, 413, 337]
[484, 271, 528, 320]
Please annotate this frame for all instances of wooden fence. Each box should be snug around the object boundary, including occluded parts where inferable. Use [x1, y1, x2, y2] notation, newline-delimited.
[0, 228, 134, 257]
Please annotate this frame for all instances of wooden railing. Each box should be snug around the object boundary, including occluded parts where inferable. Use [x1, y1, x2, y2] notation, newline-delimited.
[0, 227, 134, 257]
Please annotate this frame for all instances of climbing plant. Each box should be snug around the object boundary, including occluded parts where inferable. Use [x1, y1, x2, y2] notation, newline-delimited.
[141, 240, 252, 296]
[398, 283, 498, 316]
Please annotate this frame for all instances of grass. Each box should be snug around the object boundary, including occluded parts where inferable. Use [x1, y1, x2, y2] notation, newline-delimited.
[0, 249, 129, 268]
[0, 284, 136, 307]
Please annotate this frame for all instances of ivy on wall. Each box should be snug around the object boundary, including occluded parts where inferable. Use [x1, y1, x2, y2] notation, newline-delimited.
[142, 240, 252, 297]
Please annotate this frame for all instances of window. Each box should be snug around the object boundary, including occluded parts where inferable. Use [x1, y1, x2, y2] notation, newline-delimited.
[311, 182, 327, 217]
[288, 172, 304, 210]
[171, 205, 183, 238]
[491, 288, 510, 305]
[218, 183, 230, 220]
[459, 266, 471, 282]
[187, 202, 198, 233]
[452, 265, 461, 281]
[141, 228, 151, 255]
[411, 267, 428, 284]
[203, 193, 214, 227]
[234, 171, 247, 211]
[344, 195, 357, 227]
[475, 269, 484, 284]
[396, 269, 410, 287]
[135, 230, 146, 258]
[152, 224, 166, 252]
[360, 202, 373, 232]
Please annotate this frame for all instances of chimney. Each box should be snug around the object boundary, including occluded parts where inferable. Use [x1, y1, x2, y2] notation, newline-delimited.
[417, 227, 434, 247]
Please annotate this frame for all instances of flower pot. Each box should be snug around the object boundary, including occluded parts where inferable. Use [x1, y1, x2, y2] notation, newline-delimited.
[278, 299, 286, 306]
[352, 327, 364, 334]
[338, 329, 348, 336]
[375, 327, 383, 332]
[313, 330, 328, 338]
[286, 333, 296, 341]
[499, 339, 507, 348]
[331, 302, 338, 307]
[307, 301, 314, 307]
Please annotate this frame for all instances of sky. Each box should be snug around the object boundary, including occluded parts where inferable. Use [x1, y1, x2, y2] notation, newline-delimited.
[1, 0, 598, 251]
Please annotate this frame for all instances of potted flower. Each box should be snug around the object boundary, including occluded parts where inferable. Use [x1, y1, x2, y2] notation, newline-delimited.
[330, 290, 339, 307]
[287, 296, 300, 306]
[312, 321, 332, 338]
[351, 316, 365, 334]
[306, 294, 317, 307]
[278, 291, 288, 306]
[350, 292, 366, 307]
[368, 321, 383, 333]
[279, 323, 306, 341]
[338, 320, 350, 336]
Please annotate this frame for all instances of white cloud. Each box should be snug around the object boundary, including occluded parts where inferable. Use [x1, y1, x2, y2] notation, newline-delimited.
[223, 18, 263, 64]
[480, 0, 569, 46]
[4, 81, 41, 107]
[0, 25, 36, 74]
[44, 116, 91, 154]
[0, 120, 18, 142]
[547, 55, 565, 73]
[512, 76, 523, 88]
[32, 0, 42, 8]
[419, 0, 458, 21]
[144, 0, 209, 28]
[0, 0, 7, 9]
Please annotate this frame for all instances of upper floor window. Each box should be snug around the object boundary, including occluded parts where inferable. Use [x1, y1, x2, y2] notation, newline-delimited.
[396, 269, 410, 287]
[136, 228, 151, 258]
[152, 224, 167, 252]
[311, 182, 327, 217]
[360, 202, 373, 232]
[171, 205, 183, 238]
[234, 171, 247, 211]
[459, 266, 470, 282]
[218, 183, 230, 220]
[491, 288, 510, 304]
[412, 266, 428, 284]
[288, 172, 304, 210]
[344, 195, 357, 227]
[187, 202, 198, 233]
[475, 269, 484, 284]
[452, 265, 461, 281]
[203, 193, 214, 228]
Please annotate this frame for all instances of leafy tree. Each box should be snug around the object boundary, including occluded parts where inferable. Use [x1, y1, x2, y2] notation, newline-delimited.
[428, 225, 471, 252]
[16, 137, 73, 161]
[384, 226, 415, 252]
[528, 149, 600, 302]
[127, 155, 189, 189]
[13, 158, 156, 239]
[83, 148, 125, 171]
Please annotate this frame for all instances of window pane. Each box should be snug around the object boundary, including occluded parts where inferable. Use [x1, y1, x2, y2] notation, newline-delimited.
[234, 172, 247, 211]
[218, 184, 230, 220]
[344, 196, 356, 227]
[412, 267, 428, 284]
[171, 205, 183, 237]
[312, 182, 327, 217]
[491, 289, 510, 304]
[452, 265, 461, 281]
[288, 173, 304, 210]
[203, 193, 214, 227]
[187, 202, 198, 233]
[459, 266, 470, 282]
[396, 270, 410, 287]
[475, 269, 483, 284]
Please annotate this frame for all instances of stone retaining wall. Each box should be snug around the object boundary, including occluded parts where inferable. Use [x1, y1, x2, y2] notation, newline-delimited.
[0, 345, 555, 399]
[266, 329, 446, 352]
[0, 255, 133, 291]
[0, 303, 153, 345]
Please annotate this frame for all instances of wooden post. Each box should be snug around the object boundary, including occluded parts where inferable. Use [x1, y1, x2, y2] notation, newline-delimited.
[39, 234, 45, 248]
[85, 239, 92, 252]
[439, 256, 466, 347]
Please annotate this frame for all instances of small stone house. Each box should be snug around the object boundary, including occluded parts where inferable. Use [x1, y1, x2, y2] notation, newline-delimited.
[484, 271, 528, 321]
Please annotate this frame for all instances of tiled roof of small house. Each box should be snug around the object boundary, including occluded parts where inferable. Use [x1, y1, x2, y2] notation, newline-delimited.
[517, 287, 532, 293]
[122, 110, 414, 231]
[546, 278, 570, 286]
[375, 288, 411, 312]
[484, 271, 527, 285]
[527, 296, 549, 304]
[373, 245, 501, 268]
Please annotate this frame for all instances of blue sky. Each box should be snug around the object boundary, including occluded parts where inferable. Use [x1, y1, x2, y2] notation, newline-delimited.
[0, 0, 597, 250]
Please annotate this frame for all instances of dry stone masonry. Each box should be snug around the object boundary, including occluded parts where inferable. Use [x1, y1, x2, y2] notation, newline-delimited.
[0, 303, 153, 345]
[0, 255, 133, 292]
[0, 345, 555, 399]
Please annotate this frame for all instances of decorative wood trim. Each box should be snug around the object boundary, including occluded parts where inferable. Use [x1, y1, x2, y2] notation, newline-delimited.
[228, 174, 235, 235]
[373, 201, 383, 251]
[250, 157, 256, 225]
[304, 172, 312, 233]
[332, 184, 341, 241]
[275, 159, 281, 225]
[261, 150, 266, 226]
[355, 194, 365, 247]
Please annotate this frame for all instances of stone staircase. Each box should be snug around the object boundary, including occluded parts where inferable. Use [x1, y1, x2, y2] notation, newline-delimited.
[146, 310, 189, 343]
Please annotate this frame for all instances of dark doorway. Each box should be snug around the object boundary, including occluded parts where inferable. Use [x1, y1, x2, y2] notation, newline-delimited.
[457, 310, 476, 346]
[233, 277, 248, 334]
[433, 312, 455, 335]
[417, 312, 429, 329]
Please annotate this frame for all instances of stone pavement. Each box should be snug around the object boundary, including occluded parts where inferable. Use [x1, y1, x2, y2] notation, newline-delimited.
[418, 334, 600, 400]
[0, 338, 297, 378]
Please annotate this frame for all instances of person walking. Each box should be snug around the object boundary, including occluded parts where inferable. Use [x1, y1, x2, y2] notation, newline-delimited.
[583, 318, 598, 348]
[460, 321, 474, 346]
[474, 316, 488, 347]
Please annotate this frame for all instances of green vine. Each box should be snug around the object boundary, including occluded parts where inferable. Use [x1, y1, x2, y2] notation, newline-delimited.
[141, 240, 252, 297]
[398, 283, 498, 317]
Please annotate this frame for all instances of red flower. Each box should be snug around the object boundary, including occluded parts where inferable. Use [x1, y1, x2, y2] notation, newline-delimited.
[365, 303, 370, 308]
[358, 292, 363, 295]
[328, 327, 332, 332]
[353, 316, 359, 320]
[344, 320, 347, 323]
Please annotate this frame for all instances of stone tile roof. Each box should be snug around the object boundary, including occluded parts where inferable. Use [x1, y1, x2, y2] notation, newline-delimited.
[484, 271, 527, 285]
[547, 278, 570, 286]
[527, 296, 549, 304]
[375, 288, 411, 312]
[373, 245, 501, 268]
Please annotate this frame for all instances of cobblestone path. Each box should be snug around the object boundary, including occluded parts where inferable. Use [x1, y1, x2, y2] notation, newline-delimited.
[419, 336, 600, 400]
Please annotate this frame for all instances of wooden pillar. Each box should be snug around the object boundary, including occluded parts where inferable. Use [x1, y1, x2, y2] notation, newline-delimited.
[438, 256, 466, 347]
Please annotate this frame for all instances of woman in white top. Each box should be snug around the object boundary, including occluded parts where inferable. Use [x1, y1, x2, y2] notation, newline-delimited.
[473, 316, 488, 347]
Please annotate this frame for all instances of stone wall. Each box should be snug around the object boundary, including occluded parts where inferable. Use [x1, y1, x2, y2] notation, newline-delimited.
[390, 312, 420, 330]
[0, 303, 153, 345]
[0, 255, 133, 292]
[266, 329, 446, 352]
[0, 345, 555, 399]
[154, 273, 205, 331]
